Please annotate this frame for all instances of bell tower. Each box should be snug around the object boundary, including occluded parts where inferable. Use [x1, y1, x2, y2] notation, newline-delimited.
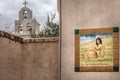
[15, 0, 40, 37]
[19, 0, 32, 20]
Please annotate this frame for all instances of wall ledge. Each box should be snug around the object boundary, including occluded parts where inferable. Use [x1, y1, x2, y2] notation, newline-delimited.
[0, 30, 59, 43]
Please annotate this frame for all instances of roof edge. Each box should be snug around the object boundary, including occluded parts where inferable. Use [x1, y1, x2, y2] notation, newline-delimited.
[0, 30, 59, 43]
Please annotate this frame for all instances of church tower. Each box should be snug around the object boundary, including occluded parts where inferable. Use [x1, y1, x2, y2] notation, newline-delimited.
[15, 0, 40, 37]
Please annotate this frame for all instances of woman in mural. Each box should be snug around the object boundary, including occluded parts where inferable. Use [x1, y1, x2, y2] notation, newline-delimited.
[85, 38, 105, 59]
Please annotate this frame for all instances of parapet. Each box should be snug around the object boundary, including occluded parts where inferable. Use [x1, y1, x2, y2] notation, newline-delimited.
[0, 30, 59, 43]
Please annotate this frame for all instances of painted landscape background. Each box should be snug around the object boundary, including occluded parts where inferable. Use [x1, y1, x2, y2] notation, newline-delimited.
[80, 33, 113, 66]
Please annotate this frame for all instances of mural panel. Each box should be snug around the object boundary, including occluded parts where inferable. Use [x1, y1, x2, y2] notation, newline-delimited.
[75, 27, 119, 72]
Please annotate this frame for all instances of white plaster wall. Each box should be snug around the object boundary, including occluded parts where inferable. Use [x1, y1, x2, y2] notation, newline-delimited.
[60, 0, 120, 80]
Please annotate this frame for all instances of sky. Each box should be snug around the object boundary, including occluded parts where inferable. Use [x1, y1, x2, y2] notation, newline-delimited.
[80, 33, 113, 44]
[0, 0, 59, 33]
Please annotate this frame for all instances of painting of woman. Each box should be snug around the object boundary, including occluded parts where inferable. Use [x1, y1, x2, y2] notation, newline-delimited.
[85, 38, 105, 59]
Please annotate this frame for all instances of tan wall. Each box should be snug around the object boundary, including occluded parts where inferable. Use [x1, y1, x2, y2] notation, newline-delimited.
[0, 31, 59, 80]
[0, 37, 22, 80]
[60, 0, 120, 80]
[22, 42, 59, 80]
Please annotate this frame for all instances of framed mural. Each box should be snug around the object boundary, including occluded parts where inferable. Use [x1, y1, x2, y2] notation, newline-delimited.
[75, 27, 119, 72]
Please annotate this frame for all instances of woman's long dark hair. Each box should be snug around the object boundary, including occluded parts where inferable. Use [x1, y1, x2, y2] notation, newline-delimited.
[96, 38, 102, 46]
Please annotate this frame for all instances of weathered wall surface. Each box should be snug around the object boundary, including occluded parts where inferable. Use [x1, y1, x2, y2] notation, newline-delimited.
[0, 31, 59, 80]
[59, 0, 120, 80]
[22, 42, 59, 80]
[0, 37, 22, 80]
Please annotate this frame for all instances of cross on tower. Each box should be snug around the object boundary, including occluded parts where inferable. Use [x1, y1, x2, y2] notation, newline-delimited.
[23, 0, 28, 7]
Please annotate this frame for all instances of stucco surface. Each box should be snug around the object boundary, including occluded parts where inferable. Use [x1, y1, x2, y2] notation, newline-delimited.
[60, 0, 120, 80]
[0, 32, 59, 80]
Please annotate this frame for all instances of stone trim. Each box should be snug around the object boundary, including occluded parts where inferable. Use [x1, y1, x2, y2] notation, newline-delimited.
[0, 30, 59, 43]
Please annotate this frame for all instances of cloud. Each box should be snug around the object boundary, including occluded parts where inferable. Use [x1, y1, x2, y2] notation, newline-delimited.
[80, 33, 112, 44]
[0, 0, 59, 32]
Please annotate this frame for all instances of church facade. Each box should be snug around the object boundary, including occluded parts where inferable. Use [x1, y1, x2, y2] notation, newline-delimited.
[15, 0, 40, 37]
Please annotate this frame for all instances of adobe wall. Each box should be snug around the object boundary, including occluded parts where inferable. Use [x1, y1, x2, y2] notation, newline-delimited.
[59, 0, 120, 80]
[0, 30, 59, 80]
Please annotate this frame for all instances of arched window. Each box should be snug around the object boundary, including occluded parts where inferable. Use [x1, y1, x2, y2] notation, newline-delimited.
[19, 24, 23, 31]
[23, 10, 28, 19]
[27, 23, 31, 27]
[27, 23, 32, 31]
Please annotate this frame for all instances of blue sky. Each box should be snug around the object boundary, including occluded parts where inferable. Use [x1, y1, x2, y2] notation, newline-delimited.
[80, 33, 113, 44]
[0, 0, 59, 33]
